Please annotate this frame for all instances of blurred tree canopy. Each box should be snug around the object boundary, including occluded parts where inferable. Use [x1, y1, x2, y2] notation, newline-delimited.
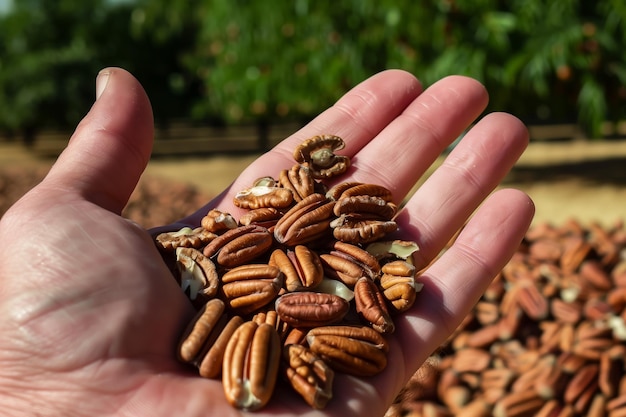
[0, 0, 624, 142]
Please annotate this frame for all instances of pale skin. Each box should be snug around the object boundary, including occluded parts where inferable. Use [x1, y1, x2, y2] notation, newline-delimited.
[0, 67, 534, 416]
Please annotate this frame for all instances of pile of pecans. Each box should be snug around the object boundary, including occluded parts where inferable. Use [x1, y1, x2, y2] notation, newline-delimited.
[387, 220, 626, 417]
[154, 135, 422, 411]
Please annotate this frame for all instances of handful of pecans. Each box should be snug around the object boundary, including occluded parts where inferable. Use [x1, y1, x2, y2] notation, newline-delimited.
[155, 134, 422, 411]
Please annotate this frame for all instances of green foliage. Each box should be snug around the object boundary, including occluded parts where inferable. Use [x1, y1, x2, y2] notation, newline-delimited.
[0, 0, 625, 138]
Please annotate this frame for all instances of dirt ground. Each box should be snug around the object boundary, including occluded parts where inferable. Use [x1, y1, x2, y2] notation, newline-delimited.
[2, 137, 626, 227]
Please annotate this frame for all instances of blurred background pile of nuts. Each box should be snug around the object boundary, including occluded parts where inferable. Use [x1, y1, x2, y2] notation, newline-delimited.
[387, 219, 626, 417]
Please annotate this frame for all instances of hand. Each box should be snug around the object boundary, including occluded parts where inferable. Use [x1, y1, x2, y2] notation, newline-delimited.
[0, 67, 534, 416]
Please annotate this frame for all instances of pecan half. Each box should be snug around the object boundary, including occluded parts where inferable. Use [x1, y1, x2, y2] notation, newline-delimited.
[269, 246, 324, 292]
[354, 277, 395, 334]
[220, 264, 284, 315]
[200, 209, 238, 233]
[203, 225, 273, 267]
[275, 292, 349, 328]
[366, 240, 420, 265]
[239, 207, 282, 227]
[233, 184, 294, 210]
[274, 193, 336, 246]
[155, 226, 217, 251]
[293, 134, 350, 179]
[334, 195, 397, 220]
[306, 325, 389, 376]
[329, 182, 394, 202]
[283, 343, 334, 409]
[330, 215, 398, 244]
[379, 260, 420, 313]
[279, 163, 316, 202]
[175, 247, 219, 301]
[178, 299, 226, 363]
[223, 321, 281, 411]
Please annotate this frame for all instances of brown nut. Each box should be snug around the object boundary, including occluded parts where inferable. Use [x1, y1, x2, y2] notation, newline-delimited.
[328, 182, 394, 202]
[155, 226, 217, 251]
[175, 247, 219, 301]
[239, 207, 282, 227]
[293, 134, 350, 179]
[354, 277, 395, 334]
[330, 215, 398, 244]
[178, 298, 227, 364]
[197, 315, 244, 379]
[275, 292, 349, 328]
[333, 195, 397, 220]
[223, 321, 281, 411]
[279, 163, 316, 202]
[366, 240, 420, 264]
[203, 225, 273, 267]
[379, 260, 420, 313]
[269, 246, 324, 292]
[283, 343, 334, 409]
[233, 184, 294, 210]
[220, 264, 284, 315]
[274, 193, 336, 246]
[306, 325, 389, 377]
[200, 209, 238, 233]
[325, 240, 381, 279]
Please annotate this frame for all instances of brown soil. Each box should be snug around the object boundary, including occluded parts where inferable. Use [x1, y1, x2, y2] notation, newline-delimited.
[2, 138, 626, 228]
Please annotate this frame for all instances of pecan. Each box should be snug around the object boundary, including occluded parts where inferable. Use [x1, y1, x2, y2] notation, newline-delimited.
[379, 260, 420, 313]
[279, 163, 315, 202]
[450, 348, 492, 374]
[325, 181, 363, 200]
[233, 183, 293, 210]
[366, 239, 420, 264]
[560, 235, 593, 274]
[330, 182, 394, 202]
[334, 195, 397, 220]
[220, 264, 283, 315]
[275, 292, 349, 328]
[515, 279, 549, 320]
[599, 345, 626, 398]
[223, 321, 281, 411]
[200, 209, 238, 233]
[269, 246, 324, 292]
[293, 134, 350, 179]
[178, 299, 227, 364]
[175, 247, 219, 301]
[283, 343, 334, 409]
[330, 215, 398, 244]
[202, 225, 273, 267]
[238, 207, 282, 227]
[306, 325, 389, 377]
[273, 193, 336, 246]
[354, 277, 395, 334]
[319, 240, 381, 287]
[155, 226, 217, 251]
[198, 315, 245, 379]
[563, 363, 599, 405]
[492, 389, 545, 417]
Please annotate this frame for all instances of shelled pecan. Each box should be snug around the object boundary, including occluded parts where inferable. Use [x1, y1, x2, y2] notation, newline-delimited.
[156, 134, 422, 411]
[386, 220, 626, 417]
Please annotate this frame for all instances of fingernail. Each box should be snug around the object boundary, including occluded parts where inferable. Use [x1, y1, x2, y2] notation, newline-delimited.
[95, 70, 110, 100]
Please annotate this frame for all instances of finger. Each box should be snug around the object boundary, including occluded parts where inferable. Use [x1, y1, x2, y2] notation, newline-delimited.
[44, 67, 154, 214]
[390, 188, 534, 385]
[175, 69, 424, 225]
[346, 75, 489, 202]
[395, 112, 530, 269]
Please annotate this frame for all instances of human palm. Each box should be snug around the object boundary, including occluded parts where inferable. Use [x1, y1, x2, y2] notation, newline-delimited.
[0, 68, 533, 416]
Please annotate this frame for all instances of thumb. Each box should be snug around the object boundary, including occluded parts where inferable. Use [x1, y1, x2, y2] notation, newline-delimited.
[45, 67, 154, 214]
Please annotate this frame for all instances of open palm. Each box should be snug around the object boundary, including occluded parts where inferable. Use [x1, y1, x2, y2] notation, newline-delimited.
[0, 68, 533, 417]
